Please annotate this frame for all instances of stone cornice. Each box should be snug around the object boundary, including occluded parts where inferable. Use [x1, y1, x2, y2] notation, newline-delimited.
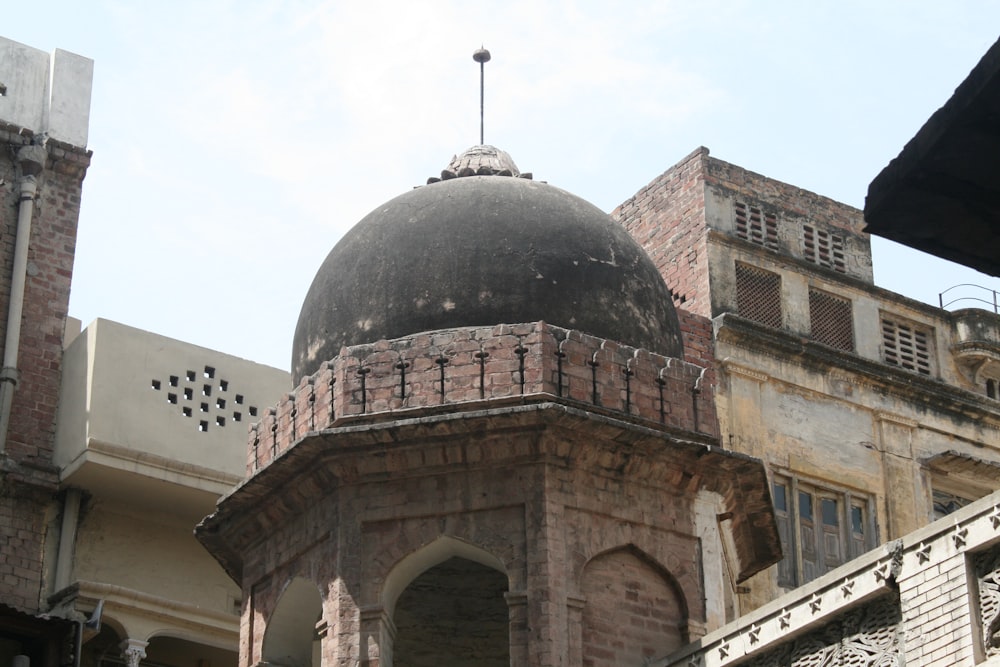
[48, 579, 238, 644]
[197, 401, 779, 586]
[719, 360, 769, 383]
[873, 411, 920, 429]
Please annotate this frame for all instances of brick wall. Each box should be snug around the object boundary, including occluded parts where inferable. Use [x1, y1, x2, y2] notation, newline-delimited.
[0, 126, 90, 613]
[581, 548, 685, 666]
[614, 147, 712, 318]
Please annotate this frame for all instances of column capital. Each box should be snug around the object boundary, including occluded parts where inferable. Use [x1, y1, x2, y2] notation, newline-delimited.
[120, 638, 148, 667]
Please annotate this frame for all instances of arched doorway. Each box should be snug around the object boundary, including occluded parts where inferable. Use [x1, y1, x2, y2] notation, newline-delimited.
[262, 577, 323, 667]
[393, 556, 509, 667]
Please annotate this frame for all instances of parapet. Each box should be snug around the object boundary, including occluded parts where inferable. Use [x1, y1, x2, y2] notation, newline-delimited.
[248, 322, 718, 473]
[0, 37, 93, 147]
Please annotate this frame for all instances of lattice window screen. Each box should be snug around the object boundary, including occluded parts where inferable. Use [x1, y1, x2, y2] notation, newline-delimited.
[735, 202, 779, 250]
[802, 224, 846, 273]
[881, 315, 933, 376]
[736, 262, 782, 328]
[809, 289, 854, 351]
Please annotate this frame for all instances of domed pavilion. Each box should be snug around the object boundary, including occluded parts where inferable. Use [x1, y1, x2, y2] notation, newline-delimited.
[197, 147, 779, 667]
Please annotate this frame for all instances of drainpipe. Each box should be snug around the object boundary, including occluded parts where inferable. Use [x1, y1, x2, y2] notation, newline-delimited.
[0, 143, 46, 455]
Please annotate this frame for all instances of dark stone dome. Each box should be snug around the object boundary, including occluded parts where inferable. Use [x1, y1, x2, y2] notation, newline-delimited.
[292, 151, 683, 381]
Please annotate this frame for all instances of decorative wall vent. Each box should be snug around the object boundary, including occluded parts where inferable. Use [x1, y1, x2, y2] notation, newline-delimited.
[809, 289, 854, 352]
[975, 545, 1000, 659]
[151, 364, 258, 432]
[742, 593, 901, 666]
[735, 202, 778, 251]
[802, 224, 846, 273]
[880, 315, 933, 376]
[736, 262, 782, 329]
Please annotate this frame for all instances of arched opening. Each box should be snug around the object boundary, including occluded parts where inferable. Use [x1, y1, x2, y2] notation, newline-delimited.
[393, 557, 509, 667]
[580, 546, 686, 666]
[262, 577, 324, 667]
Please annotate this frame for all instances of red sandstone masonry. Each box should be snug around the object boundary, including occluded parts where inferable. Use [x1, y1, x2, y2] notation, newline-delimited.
[247, 322, 718, 474]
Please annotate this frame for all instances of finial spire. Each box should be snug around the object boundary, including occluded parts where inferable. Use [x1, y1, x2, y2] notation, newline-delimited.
[473, 47, 491, 145]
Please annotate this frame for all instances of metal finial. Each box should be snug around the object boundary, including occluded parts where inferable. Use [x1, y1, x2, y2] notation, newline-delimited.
[473, 47, 491, 145]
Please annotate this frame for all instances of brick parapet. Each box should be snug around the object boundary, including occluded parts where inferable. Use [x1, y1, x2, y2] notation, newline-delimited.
[247, 322, 717, 474]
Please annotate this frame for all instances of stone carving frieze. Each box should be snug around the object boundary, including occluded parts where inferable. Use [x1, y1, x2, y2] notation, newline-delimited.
[975, 545, 1000, 657]
[741, 594, 901, 667]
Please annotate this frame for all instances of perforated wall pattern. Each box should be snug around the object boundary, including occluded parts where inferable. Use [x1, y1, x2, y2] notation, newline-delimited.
[735, 202, 779, 251]
[976, 545, 1000, 658]
[151, 365, 259, 432]
[741, 593, 901, 667]
[736, 262, 782, 329]
[809, 289, 854, 352]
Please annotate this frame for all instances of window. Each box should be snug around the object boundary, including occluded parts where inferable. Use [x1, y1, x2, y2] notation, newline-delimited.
[808, 288, 854, 351]
[802, 224, 846, 273]
[772, 475, 875, 587]
[735, 262, 782, 328]
[880, 315, 934, 376]
[734, 202, 778, 250]
[932, 489, 973, 520]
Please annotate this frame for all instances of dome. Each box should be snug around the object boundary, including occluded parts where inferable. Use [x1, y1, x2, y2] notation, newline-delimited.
[291, 148, 683, 381]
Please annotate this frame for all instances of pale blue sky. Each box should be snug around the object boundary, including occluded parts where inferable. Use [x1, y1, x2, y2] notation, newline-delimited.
[6, 2, 1000, 371]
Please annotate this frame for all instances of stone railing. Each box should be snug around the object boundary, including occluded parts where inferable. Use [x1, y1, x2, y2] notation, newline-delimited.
[248, 322, 716, 473]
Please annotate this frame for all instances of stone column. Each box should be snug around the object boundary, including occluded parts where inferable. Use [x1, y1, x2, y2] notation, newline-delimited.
[120, 639, 148, 667]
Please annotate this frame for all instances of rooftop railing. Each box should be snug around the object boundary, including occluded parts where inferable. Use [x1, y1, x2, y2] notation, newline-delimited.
[939, 283, 1000, 314]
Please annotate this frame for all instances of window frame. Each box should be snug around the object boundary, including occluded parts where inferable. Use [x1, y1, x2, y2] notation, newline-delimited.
[772, 473, 877, 588]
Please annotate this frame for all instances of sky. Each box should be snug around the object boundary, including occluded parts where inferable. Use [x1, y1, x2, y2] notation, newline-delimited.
[4, 2, 1000, 372]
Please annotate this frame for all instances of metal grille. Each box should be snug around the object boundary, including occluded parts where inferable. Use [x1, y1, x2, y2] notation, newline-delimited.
[809, 289, 853, 351]
[802, 224, 846, 273]
[881, 315, 933, 375]
[735, 202, 779, 250]
[736, 262, 782, 328]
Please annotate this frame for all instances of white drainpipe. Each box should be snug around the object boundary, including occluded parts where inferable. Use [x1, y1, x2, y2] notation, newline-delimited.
[0, 143, 46, 455]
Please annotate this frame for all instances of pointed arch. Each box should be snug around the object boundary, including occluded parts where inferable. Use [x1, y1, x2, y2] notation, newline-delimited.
[579, 545, 688, 666]
[381, 535, 506, 615]
[262, 577, 324, 667]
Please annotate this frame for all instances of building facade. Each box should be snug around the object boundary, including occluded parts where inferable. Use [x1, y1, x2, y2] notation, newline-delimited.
[2, 31, 999, 667]
[0, 36, 94, 667]
[615, 147, 1000, 616]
